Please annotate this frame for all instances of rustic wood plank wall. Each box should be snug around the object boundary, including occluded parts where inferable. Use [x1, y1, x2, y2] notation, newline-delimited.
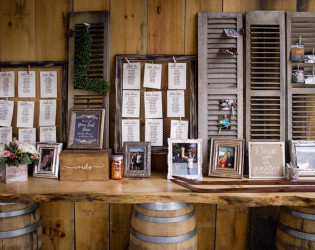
[0, 0, 305, 249]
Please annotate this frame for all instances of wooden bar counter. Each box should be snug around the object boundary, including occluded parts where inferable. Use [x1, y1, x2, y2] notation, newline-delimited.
[0, 173, 314, 207]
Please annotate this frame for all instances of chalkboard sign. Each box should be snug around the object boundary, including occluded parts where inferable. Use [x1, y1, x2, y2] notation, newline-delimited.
[68, 109, 105, 149]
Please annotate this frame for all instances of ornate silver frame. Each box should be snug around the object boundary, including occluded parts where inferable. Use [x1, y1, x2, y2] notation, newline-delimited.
[290, 140, 315, 176]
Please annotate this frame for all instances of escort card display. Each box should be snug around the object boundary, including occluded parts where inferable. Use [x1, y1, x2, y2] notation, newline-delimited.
[19, 128, 36, 146]
[39, 100, 56, 126]
[0, 72, 15, 97]
[40, 126, 57, 143]
[121, 119, 140, 143]
[143, 63, 162, 89]
[40, 71, 58, 98]
[123, 63, 141, 89]
[17, 101, 34, 128]
[18, 71, 36, 97]
[0, 100, 14, 127]
[0, 127, 12, 144]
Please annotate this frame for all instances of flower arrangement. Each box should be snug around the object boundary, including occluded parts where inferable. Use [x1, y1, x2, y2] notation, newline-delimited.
[0, 139, 39, 167]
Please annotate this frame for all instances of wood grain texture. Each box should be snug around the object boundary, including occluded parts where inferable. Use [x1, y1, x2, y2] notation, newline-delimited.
[185, 0, 222, 54]
[110, 204, 133, 250]
[215, 205, 250, 250]
[35, 0, 70, 61]
[297, 0, 315, 11]
[260, 0, 297, 11]
[40, 202, 74, 250]
[194, 204, 216, 250]
[73, 0, 109, 12]
[0, 0, 36, 61]
[148, 0, 185, 54]
[223, 0, 259, 12]
[75, 202, 109, 250]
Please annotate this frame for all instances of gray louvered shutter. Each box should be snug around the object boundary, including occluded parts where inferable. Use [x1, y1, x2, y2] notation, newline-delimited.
[68, 11, 110, 148]
[287, 12, 315, 141]
[198, 12, 243, 174]
[245, 11, 285, 144]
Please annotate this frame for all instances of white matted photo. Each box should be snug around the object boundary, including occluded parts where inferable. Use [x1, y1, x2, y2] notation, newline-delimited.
[290, 140, 315, 176]
[167, 138, 202, 179]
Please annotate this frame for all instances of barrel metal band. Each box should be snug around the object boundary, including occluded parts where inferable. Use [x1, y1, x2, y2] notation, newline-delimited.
[0, 203, 39, 218]
[0, 219, 42, 239]
[278, 223, 315, 241]
[131, 226, 197, 244]
[134, 210, 195, 224]
[137, 202, 191, 211]
[283, 207, 315, 221]
[0, 202, 16, 206]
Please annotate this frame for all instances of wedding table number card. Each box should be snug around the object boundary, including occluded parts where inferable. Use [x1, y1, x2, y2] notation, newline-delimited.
[170, 120, 188, 140]
[122, 90, 140, 118]
[0, 100, 14, 127]
[40, 71, 57, 98]
[145, 119, 163, 146]
[121, 119, 140, 143]
[40, 126, 57, 142]
[0, 127, 12, 144]
[144, 91, 163, 118]
[168, 63, 186, 89]
[39, 100, 57, 126]
[19, 128, 36, 146]
[18, 71, 36, 97]
[17, 101, 34, 128]
[0, 72, 15, 97]
[167, 90, 185, 117]
[123, 63, 141, 89]
[143, 63, 162, 89]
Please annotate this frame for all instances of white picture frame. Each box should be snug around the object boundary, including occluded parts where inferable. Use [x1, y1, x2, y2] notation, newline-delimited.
[167, 138, 202, 180]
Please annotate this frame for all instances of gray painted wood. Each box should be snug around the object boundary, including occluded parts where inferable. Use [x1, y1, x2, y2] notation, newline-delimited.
[287, 12, 315, 142]
[68, 11, 110, 148]
[198, 12, 243, 175]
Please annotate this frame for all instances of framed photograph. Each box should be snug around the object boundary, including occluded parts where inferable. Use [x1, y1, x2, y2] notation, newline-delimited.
[68, 108, 105, 149]
[123, 142, 151, 177]
[208, 137, 244, 178]
[224, 28, 238, 37]
[290, 140, 315, 176]
[219, 99, 237, 111]
[33, 143, 63, 178]
[167, 138, 202, 179]
[248, 142, 285, 179]
[218, 114, 232, 130]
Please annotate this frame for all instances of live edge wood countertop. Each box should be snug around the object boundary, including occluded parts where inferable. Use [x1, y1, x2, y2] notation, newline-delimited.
[0, 173, 314, 207]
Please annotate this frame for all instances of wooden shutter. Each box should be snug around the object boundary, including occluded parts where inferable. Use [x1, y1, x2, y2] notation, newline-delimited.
[245, 11, 285, 144]
[198, 12, 243, 174]
[68, 11, 110, 148]
[287, 12, 315, 141]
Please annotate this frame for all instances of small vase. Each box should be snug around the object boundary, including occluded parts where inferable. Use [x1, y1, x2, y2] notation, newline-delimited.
[2, 164, 28, 183]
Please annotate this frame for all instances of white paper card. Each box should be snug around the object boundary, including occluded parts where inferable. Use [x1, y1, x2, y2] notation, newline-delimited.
[143, 63, 162, 89]
[167, 90, 185, 117]
[168, 63, 186, 89]
[122, 90, 140, 118]
[17, 101, 34, 128]
[0, 72, 15, 97]
[19, 128, 36, 146]
[0, 127, 12, 144]
[123, 63, 141, 89]
[0, 100, 14, 127]
[40, 71, 57, 98]
[122, 119, 140, 143]
[170, 120, 189, 140]
[144, 91, 163, 118]
[39, 100, 56, 126]
[40, 126, 57, 143]
[145, 119, 163, 146]
[18, 71, 36, 97]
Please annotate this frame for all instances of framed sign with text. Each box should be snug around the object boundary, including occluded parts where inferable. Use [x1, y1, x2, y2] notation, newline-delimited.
[68, 108, 105, 149]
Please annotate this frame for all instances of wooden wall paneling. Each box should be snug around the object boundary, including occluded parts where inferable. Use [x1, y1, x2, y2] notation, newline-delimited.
[260, 0, 297, 11]
[297, 0, 315, 11]
[286, 12, 315, 141]
[223, 0, 259, 13]
[40, 202, 75, 250]
[74, 0, 109, 12]
[185, 0, 223, 55]
[198, 12, 243, 175]
[75, 202, 109, 250]
[35, 0, 70, 61]
[215, 205, 250, 250]
[249, 207, 280, 250]
[194, 204, 216, 250]
[110, 204, 133, 250]
[0, 0, 36, 61]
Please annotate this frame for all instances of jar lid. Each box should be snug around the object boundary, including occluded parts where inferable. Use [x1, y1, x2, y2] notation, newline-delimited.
[112, 155, 123, 160]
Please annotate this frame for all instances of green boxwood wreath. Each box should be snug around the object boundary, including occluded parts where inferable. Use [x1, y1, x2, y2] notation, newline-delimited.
[74, 30, 110, 94]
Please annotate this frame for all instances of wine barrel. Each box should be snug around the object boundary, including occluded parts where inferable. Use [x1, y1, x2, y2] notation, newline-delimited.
[130, 202, 197, 250]
[276, 206, 315, 250]
[0, 202, 42, 249]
